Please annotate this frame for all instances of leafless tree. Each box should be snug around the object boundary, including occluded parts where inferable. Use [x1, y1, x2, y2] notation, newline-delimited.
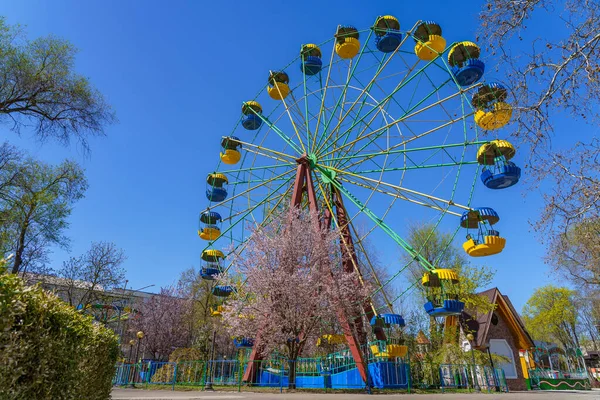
[479, 1, 600, 289]
[57, 241, 127, 309]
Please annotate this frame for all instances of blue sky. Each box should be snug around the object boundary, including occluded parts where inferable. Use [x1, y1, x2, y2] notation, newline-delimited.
[0, 1, 580, 312]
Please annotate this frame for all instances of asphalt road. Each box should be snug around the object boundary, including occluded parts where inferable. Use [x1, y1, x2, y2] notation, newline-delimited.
[112, 388, 599, 400]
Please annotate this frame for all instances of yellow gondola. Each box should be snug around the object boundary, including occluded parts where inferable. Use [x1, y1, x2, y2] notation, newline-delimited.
[476, 140, 516, 165]
[463, 234, 506, 257]
[474, 102, 513, 130]
[199, 226, 220, 241]
[335, 26, 360, 59]
[414, 21, 446, 61]
[267, 71, 290, 100]
[220, 149, 241, 165]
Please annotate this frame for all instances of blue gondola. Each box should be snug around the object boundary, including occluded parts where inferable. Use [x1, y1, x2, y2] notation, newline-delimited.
[481, 161, 521, 189]
[448, 42, 485, 87]
[241, 102, 263, 130]
[212, 285, 234, 297]
[424, 299, 465, 317]
[201, 266, 221, 280]
[370, 313, 405, 327]
[242, 114, 262, 130]
[373, 15, 402, 53]
[234, 338, 254, 348]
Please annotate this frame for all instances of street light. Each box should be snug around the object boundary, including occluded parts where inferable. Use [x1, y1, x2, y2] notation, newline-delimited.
[466, 334, 480, 392]
[204, 329, 217, 391]
[484, 342, 500, 392]
[135, 331, 145, 363]
[128, 339, 136, 363]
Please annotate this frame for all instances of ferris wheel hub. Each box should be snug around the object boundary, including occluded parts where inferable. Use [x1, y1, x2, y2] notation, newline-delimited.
[318, 166, 337, 185]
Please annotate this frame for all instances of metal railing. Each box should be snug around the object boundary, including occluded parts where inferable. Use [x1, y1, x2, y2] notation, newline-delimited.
[113, 359, 508, 392]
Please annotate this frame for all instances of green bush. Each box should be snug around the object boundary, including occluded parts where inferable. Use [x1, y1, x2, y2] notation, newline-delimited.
[150, 348, 206, 384]
[169, 347, 203, 362]
[0, 273, 119, 400]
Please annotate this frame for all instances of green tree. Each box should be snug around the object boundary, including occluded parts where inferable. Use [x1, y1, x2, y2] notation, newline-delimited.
[522, 285, 580, 349]
[0, 17, 115, 149]
[402, 222, 496, 312]
[401, 222, 495, 357]
[177, 267, 238, 359]
[0, 158, 87, 274]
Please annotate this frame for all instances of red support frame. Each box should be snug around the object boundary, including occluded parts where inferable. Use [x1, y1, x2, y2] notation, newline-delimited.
[244, 156, 382, 385]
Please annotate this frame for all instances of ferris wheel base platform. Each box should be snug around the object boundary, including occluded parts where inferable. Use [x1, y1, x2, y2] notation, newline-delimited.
[256, 360, 409, 389]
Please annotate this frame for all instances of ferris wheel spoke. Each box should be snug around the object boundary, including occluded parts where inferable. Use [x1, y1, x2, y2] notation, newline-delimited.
[299, 56, 312, 150]
[317, 57, 445, 159]
[317, 172, 436, 272]
[277, 94, 308, 154]
[219, 162, 295, 176]
[222, 190, 288, 224]
[346, 218, 396, 314]
[202, 174, 295, 249]
[335, 74, 469, 166]
[320, 83, 469, 162]
[312, 41, 338, 150]
[328, 141, 485, 165]
[288, 91, 322, 150]
[241, 146, 296, 165]
[248, 111, 304, 155]
[317, 29, 375, 151]
[205, 169, 294, 211]
[342, 141, 485, 173]
[219, 182, 293, 274]
[316, 45, 416, 155]
[353, 160, 478, 175]
[328, 108, 476, 176]
[323, 164, 470, 213]
[315, 55, 408, 155]
[337, 174, 459, 217]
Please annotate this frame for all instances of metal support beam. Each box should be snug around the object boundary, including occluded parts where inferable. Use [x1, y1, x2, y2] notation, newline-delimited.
[244, 157, 374, 386]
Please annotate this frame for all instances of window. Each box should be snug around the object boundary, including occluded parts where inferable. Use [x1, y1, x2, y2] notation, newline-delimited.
[491, 313, 499, 326]
[489, 339, 518, 379]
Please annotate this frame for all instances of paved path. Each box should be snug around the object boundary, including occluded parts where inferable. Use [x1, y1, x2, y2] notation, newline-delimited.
[112, 388, 599, 400]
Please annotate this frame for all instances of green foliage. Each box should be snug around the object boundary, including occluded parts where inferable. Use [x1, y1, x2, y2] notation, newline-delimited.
[0, 17, 116, 149]
[169, 347, 203, 362]
[0, 272, 119, 399]
[0, 152, 87, 274]
[522, 285, 579, 348]
[150, 348, 206, 384]
[402, 222, 496, 312]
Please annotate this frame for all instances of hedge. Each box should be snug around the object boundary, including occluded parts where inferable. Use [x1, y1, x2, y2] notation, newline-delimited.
[0, 272, 119, 400]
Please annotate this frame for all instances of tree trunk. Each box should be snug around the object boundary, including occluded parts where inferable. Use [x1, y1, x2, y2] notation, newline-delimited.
[11, 221, 28, 274]
[288, 358, 297, 390]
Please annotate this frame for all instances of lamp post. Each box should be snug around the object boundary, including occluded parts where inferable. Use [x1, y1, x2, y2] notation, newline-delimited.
[131, 331, 145, 387]
[204, 329, 217, 391]
[135, 331, 145, 363]
[466, 334, 480, 391]
[128, 339, 136, 363]
[485, 344, 500, 392]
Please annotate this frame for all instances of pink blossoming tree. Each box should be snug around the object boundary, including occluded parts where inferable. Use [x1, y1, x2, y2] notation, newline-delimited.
[129, 284, 193, 361]
[220, 208, 371, 387]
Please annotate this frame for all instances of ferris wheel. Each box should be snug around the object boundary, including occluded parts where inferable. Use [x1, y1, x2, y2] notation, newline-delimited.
[197, 16, 520, 381]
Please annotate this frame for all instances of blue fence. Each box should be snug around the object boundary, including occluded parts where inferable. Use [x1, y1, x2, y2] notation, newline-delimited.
[113, 359, 507, 392]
